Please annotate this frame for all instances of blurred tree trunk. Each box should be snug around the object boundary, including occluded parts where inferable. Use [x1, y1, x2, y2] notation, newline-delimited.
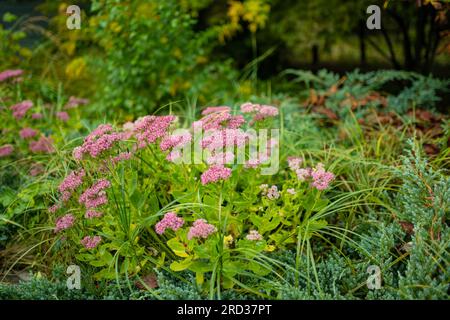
[359, 19, 367, 67]
[312, 44, 319, 67]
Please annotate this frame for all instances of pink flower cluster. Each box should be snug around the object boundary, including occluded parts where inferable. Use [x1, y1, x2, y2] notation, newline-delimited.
[65, 96, 89, 109]
[206, 151, 235, 165]
[81, 236, 101, 249]
[10, 100, 33, 119]
[288, 159, 335, 190]
[133, 115, 176, 149]
[187, 219, 217, 240]
[201, 165, 232, 185]
[31, 113, 43, 119]
[85, 210, 103, 219]
[29, 136, 54, 153]
[73, 124, 126, 159]
[0, 145, 13, 157]
[310, 163, 335, 190]
[287, 157, 303, 171]
[201, 129, 247, 152]
[110, 152, 132, 164]
[246, 230, 263, 241]
[240, 102, 279, 123]
[79, 179, 111, 209]
[155, 212, 185, 235]
[0, 69, 23, 82]
[56, 111, 70, 122]
[55, 214, 75, 233]
[160, 132, 192, 151]
[260, 184, 280, 200]
[193, 107, 245, 131]
[19, 127, 38, 139]
[58, 169, 85, 201]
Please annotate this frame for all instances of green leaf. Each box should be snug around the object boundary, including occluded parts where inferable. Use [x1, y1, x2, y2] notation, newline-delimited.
[170, 257, 193, 271]
[167, 237, 189, 257]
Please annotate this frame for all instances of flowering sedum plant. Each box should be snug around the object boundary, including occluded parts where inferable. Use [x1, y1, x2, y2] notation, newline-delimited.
[48, 103, 336, 293]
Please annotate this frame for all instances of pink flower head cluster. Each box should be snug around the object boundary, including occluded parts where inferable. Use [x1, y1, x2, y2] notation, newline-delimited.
[79, 179, 111, 209]
[58, 169, 85, 201]
[65, 96, 89, 109]
[0, 144, 13, 157]
[288, 159, 335, 191]
[10, 100, 33, 119]
[310, 163, 335, 190]
[187, 219, 217, 240]
[19, 127, 38, 139]
[110, 151, 132, 164]
[246, 230, 263, 241]
[201, 165, 232, 185]
[48, 204, 61, 213]
[206, 151, 235, 165]
[56, 111, 70, 122]
[155, 212, 185, 235]
[0, 69, 23, 82]
[55, 214, 75, 233]
[81, 236, 101, 249]
[160, 132, 192, 152]
[240, 102, 279, 123]
[29, 136, 54, 153]
[287, 157, 303, 171]
[287, 188, 297, 195]
[73, 124, 125, 159]
[260, 184, 280, 200]
[193, 107, 245, 131]
[201, 129, 247, 152]
[85, 210, 103, 219]
[31, 113, 43, 120]
[133, 115, 176, 149]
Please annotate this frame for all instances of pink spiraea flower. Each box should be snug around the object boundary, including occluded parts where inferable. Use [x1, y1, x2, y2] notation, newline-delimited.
[31, 113, 43, 119]
[0, 144, 13, 157]
[260, 184, 280, 200]
[48, 204, 61, 213]
[10, 100, 33, 119]
[79, 179, 111, 209]
[155, 212, 185, 235]
[201, 165, 232, 185]
[246, 230, 263, 241]
[206, 151, 235, 165]
[166, 150, 182, 162]
[240, 102, 278, 124]
[73, 124, 126, 159]
[194, 107, 245, 131]
[29, 136, 54, 153]
[110, 151, 132, 164]
[58, 169, 85, 202]
[65, 96, 89, 109]
[54, 214, 75, 233]
[201, 129, 247, 152]
[56, 111, 70, 122]
[160, 132, 191, 152]
[201, 106, 231, 115]
[310, 163, 335, 190]
[287, 157, 303, 171]
[81, 236, 101, 249]
[0, 69, 23, 82]
[286, 188, 296, 195]
[85, 210, 103, 219]
[19, 127, 38, 139]
[187, 219, 217, 240]
[133, 115, 176, 149]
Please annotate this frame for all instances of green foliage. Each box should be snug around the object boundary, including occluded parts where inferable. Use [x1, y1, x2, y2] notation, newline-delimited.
[90, 0, 237, 115]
